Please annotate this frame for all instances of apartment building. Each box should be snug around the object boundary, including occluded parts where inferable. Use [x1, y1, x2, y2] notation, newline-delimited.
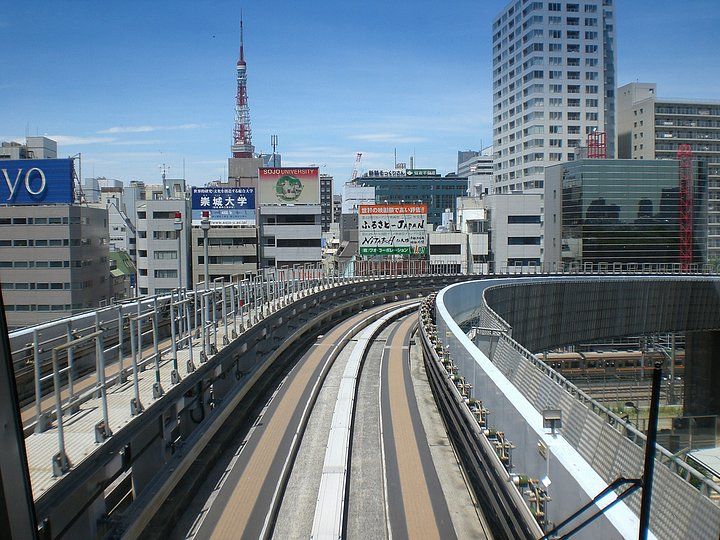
[618, 82, 720, 262]
[492, 0, 616, 193]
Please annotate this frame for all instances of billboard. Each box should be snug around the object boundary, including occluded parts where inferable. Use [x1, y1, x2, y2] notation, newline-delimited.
[0, 158, 74, 205]
[191, 187, 256, 225]
[358, 204, 428, 255]
[258, 167, 319, 205]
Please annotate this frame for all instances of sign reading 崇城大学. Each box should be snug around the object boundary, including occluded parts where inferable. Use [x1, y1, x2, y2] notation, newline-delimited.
[0, 159, 74, 205]
[191, 187, 256, 225]
[258, 167, 320, 205]
[358, 204, 428, 256]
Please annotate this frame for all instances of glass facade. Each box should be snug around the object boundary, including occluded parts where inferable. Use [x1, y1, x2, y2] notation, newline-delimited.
[360, 176, 468, 227]
[561, 159, 707, 265]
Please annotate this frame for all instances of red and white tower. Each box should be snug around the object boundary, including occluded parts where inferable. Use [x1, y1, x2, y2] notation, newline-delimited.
[232, 16, 254, 158]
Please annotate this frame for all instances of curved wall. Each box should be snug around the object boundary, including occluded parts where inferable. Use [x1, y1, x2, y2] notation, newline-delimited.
[436, 276, 720, 540]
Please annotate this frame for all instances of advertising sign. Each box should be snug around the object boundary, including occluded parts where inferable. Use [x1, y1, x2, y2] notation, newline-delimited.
[358, 204, 428, 255]
[0, 158, 74, 205]
[258, 167, 319, 205]
[191, 187, 256, 225]
[405, 169, 437, 177]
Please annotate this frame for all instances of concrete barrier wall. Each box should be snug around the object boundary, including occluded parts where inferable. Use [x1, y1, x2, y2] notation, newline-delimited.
[437, 277, 720, 540]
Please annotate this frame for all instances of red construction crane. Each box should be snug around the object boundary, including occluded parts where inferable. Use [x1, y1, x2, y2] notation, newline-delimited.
[678, 144, 693, 271]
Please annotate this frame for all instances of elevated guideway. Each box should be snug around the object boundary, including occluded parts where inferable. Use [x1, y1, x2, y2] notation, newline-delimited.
[4, 263, 720, 538]
[6, 263, 476, 538]
[434, 276, 720, 540]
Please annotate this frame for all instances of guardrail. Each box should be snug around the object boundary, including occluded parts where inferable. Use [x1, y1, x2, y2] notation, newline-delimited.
[475, 279, 720, 501]
[436, 278, 720, 540]
[418, 295, 543, 540]
[9, 263, 720, 479]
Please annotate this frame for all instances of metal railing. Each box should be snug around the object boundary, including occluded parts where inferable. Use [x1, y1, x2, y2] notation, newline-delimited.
[10, 260, 720, 479]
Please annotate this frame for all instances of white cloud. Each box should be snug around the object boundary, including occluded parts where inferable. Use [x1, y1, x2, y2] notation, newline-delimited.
[49, 135, 115, 145]
[348, 133, 427, 144]
[107, 139, 166, 146]
[98, 123, 206, 134]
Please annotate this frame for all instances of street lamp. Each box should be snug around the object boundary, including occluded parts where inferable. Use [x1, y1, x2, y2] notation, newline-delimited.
[174, 211, 184, 290]
[200, 210, 211, 291]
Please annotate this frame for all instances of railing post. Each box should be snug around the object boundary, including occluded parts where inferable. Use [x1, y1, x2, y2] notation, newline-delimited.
[116, 306, 126, 384]
[65, 322, 78, 412]
[94, 314, 112, 441]
[152, 299, 164, 398]
[231, 278, 238, 338]
[222, 281, 229, 345]
[185, 299, 196, 373]
[170, 294, 180, 384]
[33, 329, 48, 432]
[200, 293, 208, 362]
[136, 298, 143, 371]
[211, 281, 219, 353]
[51, 347, 71, 476]
[129, 318, 143, 415]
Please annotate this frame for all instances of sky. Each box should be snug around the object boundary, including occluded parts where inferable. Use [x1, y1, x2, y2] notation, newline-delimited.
[1, 1, 719, 191]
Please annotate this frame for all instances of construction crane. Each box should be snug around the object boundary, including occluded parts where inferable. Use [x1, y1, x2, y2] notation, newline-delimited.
[351, 152, 363, 181]
[678, 144, 693, 271]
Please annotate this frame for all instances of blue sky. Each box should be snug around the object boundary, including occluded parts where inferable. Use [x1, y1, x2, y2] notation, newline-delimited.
[1, 1, 719, 190]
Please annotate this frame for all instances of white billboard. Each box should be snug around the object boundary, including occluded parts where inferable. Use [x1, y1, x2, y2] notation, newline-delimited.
[358, 204, 428, 255]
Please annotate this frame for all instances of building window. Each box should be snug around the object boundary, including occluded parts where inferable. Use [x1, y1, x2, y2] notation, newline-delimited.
[507, 215, 541, 224]
[154, 269, 178, 279]
[154, 250, 178, 260]
[429, 244, 462, 255]
[508, 237, 541, 245]
[152, 230, 179, 240]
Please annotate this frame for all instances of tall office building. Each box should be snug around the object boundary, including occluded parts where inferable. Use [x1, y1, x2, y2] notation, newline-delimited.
[617, 82, 720, 262]
[492, 0, 616, 193]
[320, 174, 334, 232]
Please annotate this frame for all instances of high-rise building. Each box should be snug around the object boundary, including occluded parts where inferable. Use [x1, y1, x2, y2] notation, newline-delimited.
[617, 82, 720, 262]
[492, 0, 616, 193]
[320, 174, 334, 232]
[332, 194, 342, 224]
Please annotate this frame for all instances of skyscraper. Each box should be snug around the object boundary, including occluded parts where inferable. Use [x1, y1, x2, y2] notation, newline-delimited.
[492, 0, 616, 194]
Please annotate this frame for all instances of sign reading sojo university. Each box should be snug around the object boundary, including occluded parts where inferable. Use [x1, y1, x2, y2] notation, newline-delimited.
[0, 159, 74, 205]
[358, 204, 428, 255]
[258, 167, 319, 205]
[191, 187, 256, 225]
